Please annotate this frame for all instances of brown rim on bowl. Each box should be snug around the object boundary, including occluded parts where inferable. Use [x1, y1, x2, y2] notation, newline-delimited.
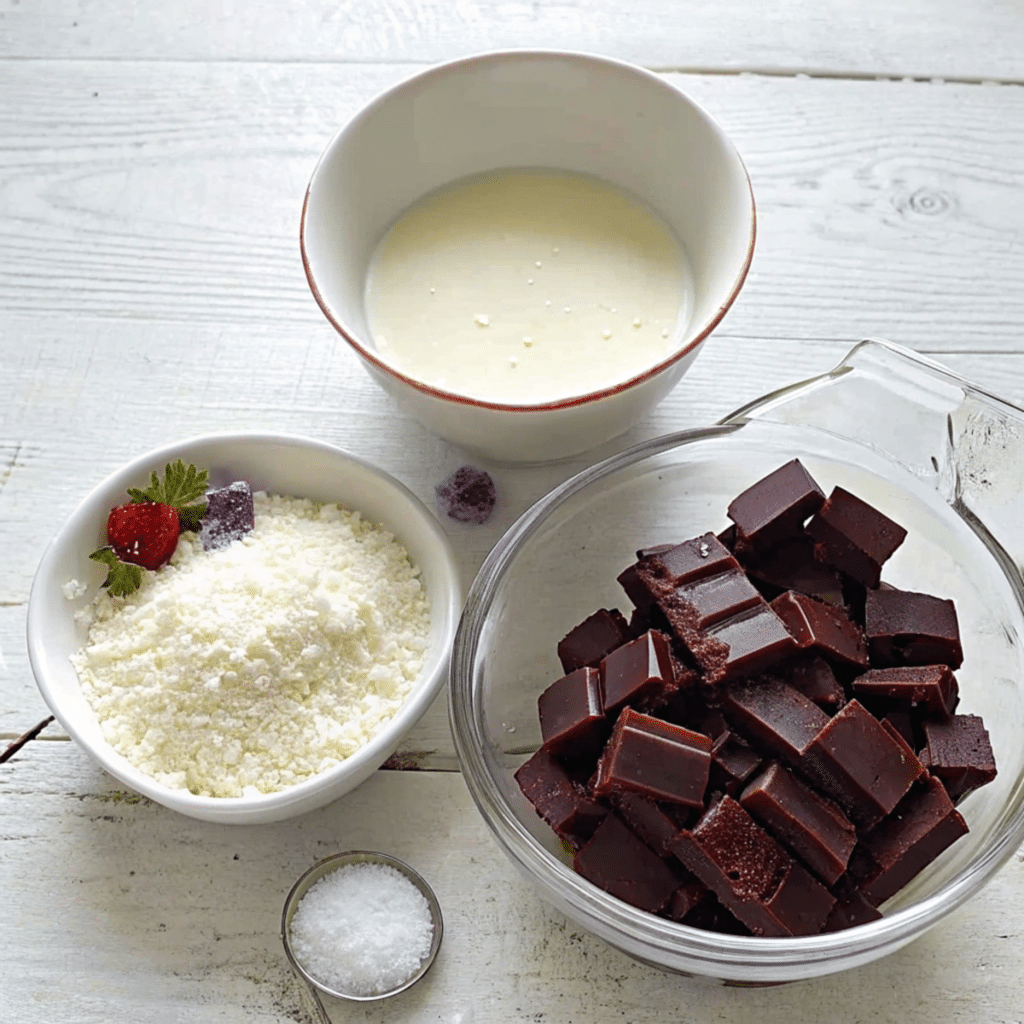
[299, 48, 757, 414]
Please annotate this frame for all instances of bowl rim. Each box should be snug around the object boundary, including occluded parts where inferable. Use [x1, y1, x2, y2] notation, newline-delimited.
[27, 430, 462, 819]
[449, 423, 1024, 979]
[299, 47, 757, 414]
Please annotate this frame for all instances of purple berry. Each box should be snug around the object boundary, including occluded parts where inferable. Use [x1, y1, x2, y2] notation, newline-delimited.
[436, 466, 496, 525]
[201, 481, 255, 550]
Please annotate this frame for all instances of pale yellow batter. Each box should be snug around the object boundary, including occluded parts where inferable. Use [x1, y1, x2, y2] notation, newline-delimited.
[364, 169, 692, 403]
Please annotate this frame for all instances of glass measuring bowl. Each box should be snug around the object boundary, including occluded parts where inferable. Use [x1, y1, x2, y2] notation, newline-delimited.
[449, 338, 1024, 983]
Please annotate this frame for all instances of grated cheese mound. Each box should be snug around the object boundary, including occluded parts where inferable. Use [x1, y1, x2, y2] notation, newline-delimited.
[72, 493, 431, 797]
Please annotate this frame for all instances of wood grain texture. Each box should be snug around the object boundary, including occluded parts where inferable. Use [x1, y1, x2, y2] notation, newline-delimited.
[2, 747, 1023, 1024]
[2, 64, 1024, 352]
[2, 0, 1024, 82]
[5, 7, 1024, 1019]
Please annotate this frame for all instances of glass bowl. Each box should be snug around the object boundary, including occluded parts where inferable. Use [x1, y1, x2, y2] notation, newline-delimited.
[449, 339, 1024, 983]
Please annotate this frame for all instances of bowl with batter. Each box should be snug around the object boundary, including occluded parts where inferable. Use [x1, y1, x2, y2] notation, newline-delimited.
[27, 433, 462, 824]
[301, 50, 755, 462]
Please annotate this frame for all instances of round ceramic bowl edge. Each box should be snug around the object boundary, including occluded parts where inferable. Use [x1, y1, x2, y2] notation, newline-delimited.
[27, 431, 462, 825]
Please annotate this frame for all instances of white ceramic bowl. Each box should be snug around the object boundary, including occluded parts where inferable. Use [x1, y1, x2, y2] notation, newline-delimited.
[27, 433, 461, 825]
[301, 49, 755, 463]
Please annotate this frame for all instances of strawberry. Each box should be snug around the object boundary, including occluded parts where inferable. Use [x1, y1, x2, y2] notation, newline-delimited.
[106, 500, 180, 570]
[90, 459, 210, 596]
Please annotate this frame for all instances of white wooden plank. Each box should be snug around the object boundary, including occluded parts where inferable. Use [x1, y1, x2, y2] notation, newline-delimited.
[5, 313, 1024, 749]
[2, 745, 1023, 1023]
[1, 64, 1023, 352]
[1, 0, 1023, 82]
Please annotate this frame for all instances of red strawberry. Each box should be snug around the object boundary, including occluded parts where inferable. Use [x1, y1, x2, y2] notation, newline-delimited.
[106, 500, 180, 571]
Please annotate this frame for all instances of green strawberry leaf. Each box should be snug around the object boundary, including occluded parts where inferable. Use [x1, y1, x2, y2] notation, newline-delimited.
[89, 546, 143, 597]
[127, 459, 208, 532]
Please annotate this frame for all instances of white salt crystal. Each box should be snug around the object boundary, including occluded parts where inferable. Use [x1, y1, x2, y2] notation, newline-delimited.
[290, 862, 435, 997]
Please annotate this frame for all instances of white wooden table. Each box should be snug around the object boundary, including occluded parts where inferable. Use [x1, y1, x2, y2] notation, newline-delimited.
[4, 4, 1024, 1021]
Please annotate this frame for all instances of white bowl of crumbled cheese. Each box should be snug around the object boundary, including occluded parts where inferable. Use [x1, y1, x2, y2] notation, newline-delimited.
[27, 433, 461, 824]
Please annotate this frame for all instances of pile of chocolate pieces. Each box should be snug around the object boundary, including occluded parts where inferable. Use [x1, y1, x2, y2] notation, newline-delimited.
[516, 460, 996, 937]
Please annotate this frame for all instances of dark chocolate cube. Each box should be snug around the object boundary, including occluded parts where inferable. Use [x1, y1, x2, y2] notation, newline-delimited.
[708, 730, 763, 796]
[801, 699, 925, 828]
[700, 604, 801, 683]
[667, 568, 763, 632]
[668, 796, 836, 937]
[574, 813, 685, 913]
[200, 481, 255, 551]
[514, 748, 608, 850]
[823, 879, 883, 932]
[864, 588, 963, 670]
[852, 664, 960, 720]
[600, 629, 676, 717]
[663, 878, 710, 921]
[610, 790, 690, 856]
[805, 486, 907, 588]
[620, 533, 740, 615]
[538, 666, 609, 761]
[785, 655, 846, 712]
[740, 762, 856, 886]
[726, 460, 826, 550]
[741, 535, 846, 608]
[720, 675, 830, 766]
[557, 608, 632, 674]
[648, 532, 739, 585]
[591, 707, 712, 809]
[770, 590, 868, 672]
[851, 775, 968, 906]
[920, 714, 997, 802]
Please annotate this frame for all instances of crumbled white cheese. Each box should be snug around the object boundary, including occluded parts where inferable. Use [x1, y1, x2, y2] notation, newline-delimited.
[63, 578, 88, 600]
[71, 493, 431, 798]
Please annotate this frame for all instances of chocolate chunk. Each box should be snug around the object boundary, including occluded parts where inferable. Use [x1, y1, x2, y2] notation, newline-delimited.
[852, 665, 960, 720]
[726, 459, 826, 551]
[785, 656, 846, 712]
[882, 709, 919, 751]
[663, 878, 710, 921]
[740, 762, 856, 886]
[864, 588, 963, 670]
[720, 676, 829, 766]
[668, 796, 836, 937]
[538, 667, 609, 761]
[610, 790, 691, 856]
[514, 748, 607, 850]
[200, 481, 255, 551]
[557, 608, 632, 674]
[591, 707, 711, 809]
[742, 535, 846, 607]
[574, 813, 685, 913]
[645, 532, 738, 585]
[620, 533, 739, 614]
[805, 486, 907, 588]
[851, 775, 968, 906]
[698, 604, 801, 683]
[709, 731, 763, 796]
[823, 879, 883, 932]
[600, 629, 676, 717]
[802, 700, 925, 828]
[664, 568, 764, 632]
[435, 465, 496, 524]
[680, 892, 752, 935]
[920, 714, 997, 802]
[770, 591, 869, 672]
